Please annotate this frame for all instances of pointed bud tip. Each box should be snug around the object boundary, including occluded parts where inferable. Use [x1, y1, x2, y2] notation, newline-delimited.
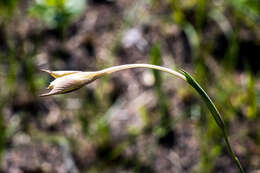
[39, 91, 56, 97]
[41, 69, 52, 74]
[39, 93, 50, 97]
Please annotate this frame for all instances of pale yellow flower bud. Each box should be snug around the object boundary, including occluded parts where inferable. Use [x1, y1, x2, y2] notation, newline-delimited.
[40, 70, 101, 97]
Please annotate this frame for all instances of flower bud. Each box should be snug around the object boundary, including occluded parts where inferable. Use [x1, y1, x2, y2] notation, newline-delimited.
[40, 70, 101, 97]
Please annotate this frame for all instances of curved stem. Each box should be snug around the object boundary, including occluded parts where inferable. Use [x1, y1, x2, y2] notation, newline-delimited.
[96, 64, 186, 81]
[94, 64, 244, 173]
[42, 63, 245, 172]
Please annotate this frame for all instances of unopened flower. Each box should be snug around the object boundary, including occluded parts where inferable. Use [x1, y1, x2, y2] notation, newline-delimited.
[40, 64, 186, 97]
[40, 70, 101, 97]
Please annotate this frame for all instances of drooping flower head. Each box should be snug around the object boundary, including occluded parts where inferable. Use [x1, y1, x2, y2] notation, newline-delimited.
[40, 69, 101, 97]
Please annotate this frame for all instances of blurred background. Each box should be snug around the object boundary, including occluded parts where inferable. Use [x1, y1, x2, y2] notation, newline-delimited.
[0, 0, 260, 172]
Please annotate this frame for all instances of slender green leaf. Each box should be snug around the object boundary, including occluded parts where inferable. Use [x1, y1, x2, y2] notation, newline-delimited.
[181, 70, 245, 173]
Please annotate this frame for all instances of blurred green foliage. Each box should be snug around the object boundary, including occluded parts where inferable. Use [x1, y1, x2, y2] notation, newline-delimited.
[150, 43, 175, 143]
[30, 0, 86, 31]
[0, 105, 6, 166]
[0, 0, 19, 20]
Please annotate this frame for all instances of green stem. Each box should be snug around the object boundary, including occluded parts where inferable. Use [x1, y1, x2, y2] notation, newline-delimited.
[223, 130, 245, 173]
[182, 70, 245, 173]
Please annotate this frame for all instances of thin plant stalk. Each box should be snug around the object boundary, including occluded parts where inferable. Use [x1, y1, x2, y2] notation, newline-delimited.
[95, 64, 186, 81]
[182, 71, 245, 173]
[41, 64, 245, 173]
